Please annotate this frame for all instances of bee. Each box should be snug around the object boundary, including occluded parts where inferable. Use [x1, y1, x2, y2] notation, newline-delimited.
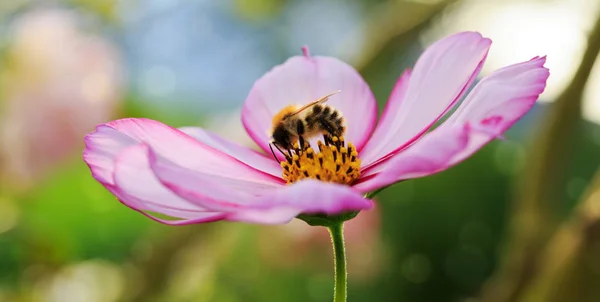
[270, 90, 345, 159]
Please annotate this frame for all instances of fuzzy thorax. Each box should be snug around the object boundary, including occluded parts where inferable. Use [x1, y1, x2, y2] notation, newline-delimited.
[281, 136, 361, 185]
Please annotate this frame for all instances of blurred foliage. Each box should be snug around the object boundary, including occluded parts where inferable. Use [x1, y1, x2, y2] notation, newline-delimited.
[0, 159, 160, 284]
[121, 93, 209, 128]
[480, 11, 600, 302]
[233, 0, 286, 23]
[520, 169, 600, 302]
[0, 0, 119, 23]
[67, 0, 120, 23]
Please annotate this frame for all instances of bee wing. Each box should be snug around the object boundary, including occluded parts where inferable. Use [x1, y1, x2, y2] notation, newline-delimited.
[290, 90, 341, 116]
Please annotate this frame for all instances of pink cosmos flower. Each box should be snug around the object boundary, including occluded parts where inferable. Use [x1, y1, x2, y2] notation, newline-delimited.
[83, 32, 549, 225]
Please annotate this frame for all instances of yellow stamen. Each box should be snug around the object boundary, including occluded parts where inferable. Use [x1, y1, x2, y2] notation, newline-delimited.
[280, 136, 361, 185]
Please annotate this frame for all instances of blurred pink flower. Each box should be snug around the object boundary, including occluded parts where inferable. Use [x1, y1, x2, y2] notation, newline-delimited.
[0, 8, 122, 187]
[83, 32, 548, 225]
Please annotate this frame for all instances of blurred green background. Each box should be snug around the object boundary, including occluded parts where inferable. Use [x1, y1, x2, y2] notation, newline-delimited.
[1, 0, 600, 301]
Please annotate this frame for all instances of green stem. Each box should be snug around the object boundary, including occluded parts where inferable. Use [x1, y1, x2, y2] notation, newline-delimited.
[328, 222, 347, 302]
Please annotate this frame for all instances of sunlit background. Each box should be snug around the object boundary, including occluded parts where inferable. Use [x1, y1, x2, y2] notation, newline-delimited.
[1, 0, 599, 301]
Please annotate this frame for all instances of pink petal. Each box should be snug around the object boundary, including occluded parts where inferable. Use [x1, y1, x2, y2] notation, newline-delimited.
[86, 119, 376, 225]
[359, 69, 411, 166]
[84, 118, 283, 188]
[355, 56, 549, 193]
[149, 147, 372, 224]
[242, 51, 377, 155]
[148, 146, 281, 212]
[179, 126, 282, 178]
[112, 144, 226, 225]
[83, 125, 137, 185]
[354, 125, 471, 193]
[360, 32, 491, 167]
[440, 56, 549, 164]
[148, 145, 373, 224]
[137, 212, 226, 225]
[228, 179, 375, 224]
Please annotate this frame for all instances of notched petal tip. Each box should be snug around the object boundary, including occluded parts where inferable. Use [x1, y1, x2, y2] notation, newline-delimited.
[532, 55, 550, 78]
[527, 55, 549, 74]
[447, 31, 492, 46]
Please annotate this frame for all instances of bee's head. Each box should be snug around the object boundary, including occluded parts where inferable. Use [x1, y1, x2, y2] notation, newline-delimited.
[272, 124, 294, 150]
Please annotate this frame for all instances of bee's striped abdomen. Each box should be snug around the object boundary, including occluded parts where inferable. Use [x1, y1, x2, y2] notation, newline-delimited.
[305, 104, 345, 138]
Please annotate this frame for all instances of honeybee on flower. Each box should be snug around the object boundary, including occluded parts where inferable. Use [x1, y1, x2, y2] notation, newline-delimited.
[270, 90, 344, 153]
[83, 32, 549, 225]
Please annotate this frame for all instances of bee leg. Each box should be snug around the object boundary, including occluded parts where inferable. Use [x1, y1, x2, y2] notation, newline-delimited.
[298, 136, 306, 153]
[295, 119, 306, 152]
[320, 118, 336, 145]
[269, 143, 281, 163]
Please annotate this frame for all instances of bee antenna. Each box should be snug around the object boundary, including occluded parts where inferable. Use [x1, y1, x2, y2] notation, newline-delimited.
[271, 142, 287, 156]
[269, 143, 281, 163]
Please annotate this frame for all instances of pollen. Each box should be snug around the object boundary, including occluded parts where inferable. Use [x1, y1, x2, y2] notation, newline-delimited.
[280, 136, 361, 185]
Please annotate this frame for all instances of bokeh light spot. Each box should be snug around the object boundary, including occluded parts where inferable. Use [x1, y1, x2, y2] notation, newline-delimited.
[444, 247, 488, 290]
[493, 141, 526, 176]
[459, 221, 492, 253]
[81, 71, 113, 105]
[401, 253, 432, 284]
[139, 65, 177, 98]
[42, 260, 125, 302]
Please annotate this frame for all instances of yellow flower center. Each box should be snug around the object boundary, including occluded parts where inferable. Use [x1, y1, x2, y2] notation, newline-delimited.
[280, 136, 361, 185]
